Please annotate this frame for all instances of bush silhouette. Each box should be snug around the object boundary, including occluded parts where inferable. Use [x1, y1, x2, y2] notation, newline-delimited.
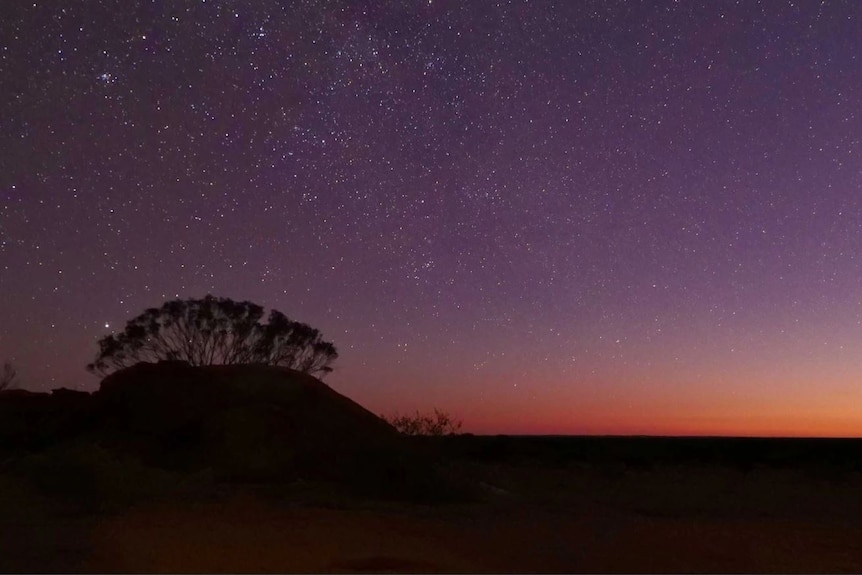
[383, 409, 463, 436]
[0, 362, 18, 391]
[87, 295, 337, 377]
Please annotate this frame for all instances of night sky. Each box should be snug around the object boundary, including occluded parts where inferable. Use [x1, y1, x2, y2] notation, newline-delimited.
[2, 1, 861, 436]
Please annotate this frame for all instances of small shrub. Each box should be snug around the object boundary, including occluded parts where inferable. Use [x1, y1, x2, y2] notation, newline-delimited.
[0, 362, 18, 391]
[382, 409, 462, 436]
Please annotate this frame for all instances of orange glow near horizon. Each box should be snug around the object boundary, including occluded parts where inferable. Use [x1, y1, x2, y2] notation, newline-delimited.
[454, 396, 862, 438]
[463, 411, 862, 438]
[345, 363, 862, 438]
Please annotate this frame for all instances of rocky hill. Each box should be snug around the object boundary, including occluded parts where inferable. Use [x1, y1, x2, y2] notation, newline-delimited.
[0, 362, 467, 503]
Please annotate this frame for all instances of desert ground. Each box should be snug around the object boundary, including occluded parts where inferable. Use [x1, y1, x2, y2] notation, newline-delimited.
[2, 366, 861, 572]
[3, 438, 862, 573]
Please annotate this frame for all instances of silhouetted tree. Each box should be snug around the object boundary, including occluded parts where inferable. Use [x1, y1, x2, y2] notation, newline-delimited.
[87, 295, 338, 377]
[0, 361, 18, 391]
[383, 409, 463, 436]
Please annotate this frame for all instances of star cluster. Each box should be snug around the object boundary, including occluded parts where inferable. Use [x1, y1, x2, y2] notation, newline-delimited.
[1, 1, 861, 435]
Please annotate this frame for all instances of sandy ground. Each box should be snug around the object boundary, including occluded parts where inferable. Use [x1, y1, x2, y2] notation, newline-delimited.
[4, 465, 862, 573]
[81, 497, 862, 573]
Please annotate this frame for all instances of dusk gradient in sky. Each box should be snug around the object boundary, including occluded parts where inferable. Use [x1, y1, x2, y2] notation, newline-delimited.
[1, 1, 861, 436]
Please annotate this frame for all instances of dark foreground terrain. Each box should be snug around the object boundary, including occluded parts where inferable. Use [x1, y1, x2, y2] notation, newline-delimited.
[2, 434, 862, 573]
[1, 364, 861, 572]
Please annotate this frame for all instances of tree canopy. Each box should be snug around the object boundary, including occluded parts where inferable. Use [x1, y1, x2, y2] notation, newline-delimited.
[87, 295, 337, 377]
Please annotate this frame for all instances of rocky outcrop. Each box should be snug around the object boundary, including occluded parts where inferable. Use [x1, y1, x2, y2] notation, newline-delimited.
[2, 362, 467, 502]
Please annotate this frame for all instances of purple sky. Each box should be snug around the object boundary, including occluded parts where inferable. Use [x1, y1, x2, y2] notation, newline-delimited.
[1, 1, 861, 435]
